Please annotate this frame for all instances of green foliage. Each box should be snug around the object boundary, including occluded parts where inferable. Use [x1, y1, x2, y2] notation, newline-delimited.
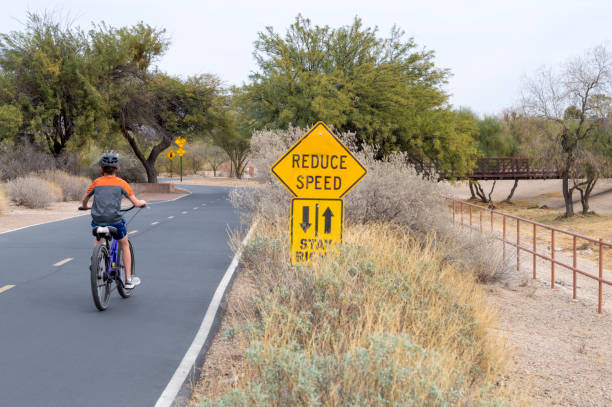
[0, 12, 104, 156]
[0, 104, 22, 141]
[471, 113, 518, 157]
[239, 15, 478, 178]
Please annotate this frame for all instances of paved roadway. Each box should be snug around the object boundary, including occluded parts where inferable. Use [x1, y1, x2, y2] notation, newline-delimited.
[0, 185, 241, 407]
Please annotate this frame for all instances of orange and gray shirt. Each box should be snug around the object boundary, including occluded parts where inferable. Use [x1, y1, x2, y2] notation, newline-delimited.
[85, 176, 134, 224]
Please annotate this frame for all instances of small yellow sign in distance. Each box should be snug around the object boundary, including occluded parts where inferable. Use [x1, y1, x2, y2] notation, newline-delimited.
[176, 147, 186, 157]
[175, 137, 187, 147]
[291, 198, 343, 264]
[167, 150, 176, 160]
[271, 122, 367, 199]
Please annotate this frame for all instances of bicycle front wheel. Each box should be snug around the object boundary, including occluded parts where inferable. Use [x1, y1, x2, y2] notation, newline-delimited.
[90, 244, 111, 311]
[117, 240, 135, 299]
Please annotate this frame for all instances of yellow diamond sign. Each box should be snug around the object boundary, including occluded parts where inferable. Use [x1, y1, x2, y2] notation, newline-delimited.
[167, 150, 176, 160]
[176, 147, 186, 157]
[271, 122, 367, 199]
[175, 137, 187, 148]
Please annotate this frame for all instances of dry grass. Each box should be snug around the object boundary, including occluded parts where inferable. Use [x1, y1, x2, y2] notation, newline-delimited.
[0, 183, 8, 215]
[7, 176, 62, 208]
[195, 221, 516, 406]
[39, 170, 91, 201]
[209, 128, 521, 406]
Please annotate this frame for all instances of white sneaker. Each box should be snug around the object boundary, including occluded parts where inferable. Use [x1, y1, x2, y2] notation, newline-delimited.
[125, 276, 141, 289]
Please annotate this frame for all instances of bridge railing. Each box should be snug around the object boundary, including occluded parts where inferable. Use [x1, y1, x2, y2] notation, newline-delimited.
[445, 197, 611, 314]
[470, 157, 560, 180]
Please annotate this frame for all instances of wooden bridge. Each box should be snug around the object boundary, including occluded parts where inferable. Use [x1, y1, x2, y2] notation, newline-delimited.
[468, 157, 561, 180]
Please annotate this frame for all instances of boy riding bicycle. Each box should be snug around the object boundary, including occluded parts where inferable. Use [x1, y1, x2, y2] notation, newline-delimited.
[80, 153, 146, 289]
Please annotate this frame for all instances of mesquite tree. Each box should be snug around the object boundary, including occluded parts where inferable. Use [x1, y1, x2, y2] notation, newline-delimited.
[89, 23, 220, 182]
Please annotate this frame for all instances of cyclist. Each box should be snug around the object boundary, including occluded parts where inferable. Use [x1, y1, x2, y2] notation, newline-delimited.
[80, 153, 146, 289]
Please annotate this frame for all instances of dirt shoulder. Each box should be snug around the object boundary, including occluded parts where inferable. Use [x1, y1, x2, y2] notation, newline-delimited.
[489, 277, 612, 407]
[0, 191, 186, 233]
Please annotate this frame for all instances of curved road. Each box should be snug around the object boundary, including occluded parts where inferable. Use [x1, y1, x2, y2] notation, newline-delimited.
[0, 185, 241, 407]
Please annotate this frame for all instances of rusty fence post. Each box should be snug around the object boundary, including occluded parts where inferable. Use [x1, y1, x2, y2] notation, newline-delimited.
[490, 211, 494, 233]
[533, 223, 537, 280]
[503, 216, 507, 260]
[573, 236, 577, 300]
[461, 202, 464, 227]
[517, 219, 521, 271]
[599, 239, 603, 314]
[469, 206, 473, 234]
[479, 209, 483, 233]
[452, 200, 455, 225]
[551, 230, 555, 289]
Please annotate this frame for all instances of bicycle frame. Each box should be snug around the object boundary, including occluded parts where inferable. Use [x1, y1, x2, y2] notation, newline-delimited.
[101, 236, 121, 281]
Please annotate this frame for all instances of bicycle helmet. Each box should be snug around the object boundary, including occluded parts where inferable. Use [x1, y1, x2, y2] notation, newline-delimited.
[99, 153, 120, 168]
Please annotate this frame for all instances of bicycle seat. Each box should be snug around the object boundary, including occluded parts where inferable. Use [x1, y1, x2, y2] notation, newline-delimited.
[92, 226, 121, 240]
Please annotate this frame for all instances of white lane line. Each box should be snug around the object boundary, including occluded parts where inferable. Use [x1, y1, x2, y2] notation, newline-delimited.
[193, 207, 198, 210]
[154, 222, 257, 407]
[152, 221, 159, 225]
[168, 216, 174, 219]
[181, 211, 188, 214]
[53, 258, 73, 267]
[201, 203, 206, 206]
[128, 230, 138, 235]
[0, 285, 15, 294]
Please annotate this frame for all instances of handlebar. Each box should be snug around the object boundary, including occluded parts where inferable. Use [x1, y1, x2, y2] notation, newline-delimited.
[78, 204, 146, 211]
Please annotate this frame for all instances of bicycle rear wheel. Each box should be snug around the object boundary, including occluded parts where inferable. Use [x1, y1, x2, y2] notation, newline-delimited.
[117, 240, 135, 298]
[90, 244, 111, 311]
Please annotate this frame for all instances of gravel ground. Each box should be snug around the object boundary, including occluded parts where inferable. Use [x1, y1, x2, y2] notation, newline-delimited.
[489, 277, 612, 407]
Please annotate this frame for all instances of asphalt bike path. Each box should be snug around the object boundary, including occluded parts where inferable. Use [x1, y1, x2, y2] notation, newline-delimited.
[0, 185, 241, 407]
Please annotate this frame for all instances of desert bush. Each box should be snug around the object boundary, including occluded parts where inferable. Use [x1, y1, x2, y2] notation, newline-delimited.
[230, 127, 511, 283]
[7, 176, 62, 208]
[199, 222, 513, 406]
[0, 141, 58, 180]
[40, 170, 91, 201]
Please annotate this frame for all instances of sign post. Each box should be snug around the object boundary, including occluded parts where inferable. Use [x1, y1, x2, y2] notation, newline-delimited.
[271, 121, 367, 263]
[175, 137, 187, 182]
[167, 150, 176, 179]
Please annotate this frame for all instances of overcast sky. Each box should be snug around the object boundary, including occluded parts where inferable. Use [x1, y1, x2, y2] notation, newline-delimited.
[1, 0, 610, 116]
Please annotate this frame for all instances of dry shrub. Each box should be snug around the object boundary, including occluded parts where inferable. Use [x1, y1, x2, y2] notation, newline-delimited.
[199, 222, 514, 406]
[7, 176, 62, 208]
[0, 184, 8, 215]
[230, 127, 511, 283]
[40, 170, 91, 201]
[0, 141, 78, 181]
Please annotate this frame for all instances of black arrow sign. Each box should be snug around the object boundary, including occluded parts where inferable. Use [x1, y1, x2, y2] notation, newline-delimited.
[315, 204, 319, 237]
[300, 206, 311, 233]
[323, 207, 334, 234]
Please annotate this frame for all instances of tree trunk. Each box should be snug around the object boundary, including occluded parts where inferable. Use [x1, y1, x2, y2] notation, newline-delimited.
[473, 181, 496, 203]
[577, 176, 597, 215]
[469, 181, 476, 199]
[562, 176, 574, 217]
[142, 163, 158, 183]
[505, 179, 519, 201]
[120, 114, 171, 183]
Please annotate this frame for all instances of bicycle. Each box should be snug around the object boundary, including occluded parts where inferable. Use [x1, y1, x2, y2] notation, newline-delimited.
[79, 205, 144, 311]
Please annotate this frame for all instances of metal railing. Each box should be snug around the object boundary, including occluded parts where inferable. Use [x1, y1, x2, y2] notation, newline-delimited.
[446, 197, 611, 314]
[469, 157, 561, 180]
